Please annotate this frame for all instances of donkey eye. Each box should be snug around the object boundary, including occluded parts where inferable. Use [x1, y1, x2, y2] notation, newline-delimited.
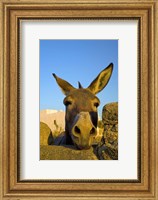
[94, 102, 99, 107]
[64, 100, 72, 106]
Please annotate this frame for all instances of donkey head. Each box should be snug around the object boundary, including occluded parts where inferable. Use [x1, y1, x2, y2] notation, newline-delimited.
[52, 63, 113, 149]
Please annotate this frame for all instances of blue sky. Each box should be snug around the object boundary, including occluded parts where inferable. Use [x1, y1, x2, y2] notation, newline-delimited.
[40, 40, 118, 116]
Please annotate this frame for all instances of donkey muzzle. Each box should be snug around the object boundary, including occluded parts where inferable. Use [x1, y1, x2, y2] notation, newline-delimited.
[71, 112, 97, 149]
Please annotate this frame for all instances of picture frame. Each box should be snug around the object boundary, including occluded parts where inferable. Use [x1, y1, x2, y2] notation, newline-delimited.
[0, 0, 158, 199]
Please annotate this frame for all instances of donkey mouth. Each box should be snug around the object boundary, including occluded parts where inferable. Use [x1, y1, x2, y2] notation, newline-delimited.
[78, 146, 91, 150]
[72, 135, 92, 150]
[76, 144, 91, 150]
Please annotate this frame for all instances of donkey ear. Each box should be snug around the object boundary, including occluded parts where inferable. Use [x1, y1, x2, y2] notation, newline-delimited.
[87, 63, 113, 95]
[52, 73, 75, 95]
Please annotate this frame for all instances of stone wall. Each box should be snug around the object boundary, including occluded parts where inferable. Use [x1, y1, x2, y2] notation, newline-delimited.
[40, 145, 98, 160]
[102, 102, 118, 147]
[94, 102, 118, 160]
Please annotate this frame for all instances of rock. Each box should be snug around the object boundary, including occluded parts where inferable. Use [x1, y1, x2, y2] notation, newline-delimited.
[94, 102, 118, 160]
[40, 145, 98, 160]
[102, 102, 118, 125]
[102, 102, 118, 145]
[40, 122, 54, 145]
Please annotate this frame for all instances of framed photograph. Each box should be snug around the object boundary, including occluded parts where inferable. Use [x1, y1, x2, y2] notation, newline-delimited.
[40, 39, 118, 161]
[0, 0, 158, 199]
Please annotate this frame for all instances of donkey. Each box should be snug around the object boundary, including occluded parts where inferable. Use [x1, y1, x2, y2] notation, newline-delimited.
[52, 63, 113, 150]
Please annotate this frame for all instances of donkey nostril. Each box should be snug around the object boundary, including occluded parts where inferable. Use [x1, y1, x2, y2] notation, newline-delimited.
[74, 126, 81, 134]
[90, 127, 96, 135]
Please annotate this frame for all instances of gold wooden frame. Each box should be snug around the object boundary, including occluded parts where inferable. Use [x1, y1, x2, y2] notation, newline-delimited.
[0, 0, 158, 199]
